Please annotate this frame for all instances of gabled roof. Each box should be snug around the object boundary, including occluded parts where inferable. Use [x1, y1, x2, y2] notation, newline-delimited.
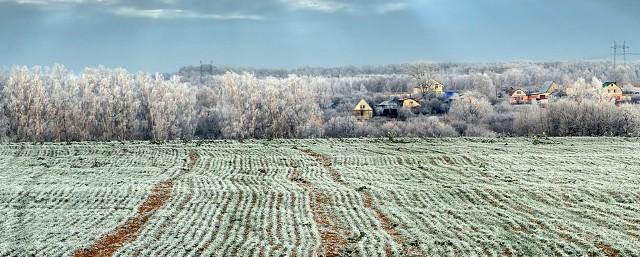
[508, 89, 527, 96]
[540, 81, 556, 93]
[603, 82, 618, 88]
[376, 100, 399, 107]
[400, 98, 419, 102]
[353, 99, 373, 112]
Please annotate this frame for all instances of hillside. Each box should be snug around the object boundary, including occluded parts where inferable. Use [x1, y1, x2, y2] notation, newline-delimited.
[1, 138, 639, 256]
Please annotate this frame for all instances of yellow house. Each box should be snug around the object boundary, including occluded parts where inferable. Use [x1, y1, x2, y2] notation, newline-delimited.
[352, 99, 373, 120]
[602, 82, 624, 102]
[402, 98, 421, 109]
[412, 80, 445, 96]
[565, 86, 576, 96]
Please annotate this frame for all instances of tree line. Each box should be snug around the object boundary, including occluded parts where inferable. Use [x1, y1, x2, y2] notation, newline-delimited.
[0, 64, 639, 142]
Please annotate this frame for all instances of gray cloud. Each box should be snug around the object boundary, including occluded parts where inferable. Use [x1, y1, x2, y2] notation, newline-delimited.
[0, 0, 117, 5]
[0, 0, 409, 20]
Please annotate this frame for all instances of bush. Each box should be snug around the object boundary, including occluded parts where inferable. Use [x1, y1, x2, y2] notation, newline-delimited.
[324, 116, 357, 138]
[463, 125, 497, 137]
[486, 112, 515, 135]
[401, 117, 458, 137]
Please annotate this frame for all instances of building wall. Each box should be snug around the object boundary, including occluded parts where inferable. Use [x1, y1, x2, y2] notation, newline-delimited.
[548, 82, 558, 93]
[605, 85, 624, 102]
[510, 90, 528, 104]
[433, 85, 444, 95]
[352, 110, 373, 120]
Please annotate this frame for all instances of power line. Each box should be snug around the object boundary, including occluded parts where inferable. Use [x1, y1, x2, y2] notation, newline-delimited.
[200, 60, 213, 82]
[612, 41, 630, 70]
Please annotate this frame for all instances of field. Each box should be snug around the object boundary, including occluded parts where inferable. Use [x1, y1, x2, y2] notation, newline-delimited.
[1, 138, 640, 257]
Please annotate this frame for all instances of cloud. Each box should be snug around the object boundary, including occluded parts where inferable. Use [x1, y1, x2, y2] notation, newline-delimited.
[1, 0, 115, 5]
[281, 0, 349, 13]
[375, 2, 407, 14]
[280, 0, 408, 14]
[112, 6, 263, 20]
[0, 0, 409, 19]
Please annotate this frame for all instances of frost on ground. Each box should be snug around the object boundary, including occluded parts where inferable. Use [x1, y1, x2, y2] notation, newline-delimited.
[1, 138, 639, 256]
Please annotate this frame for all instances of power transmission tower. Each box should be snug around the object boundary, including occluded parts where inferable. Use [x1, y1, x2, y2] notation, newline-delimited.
[612, 41, 630, 71]
[200, 60, 214, 82]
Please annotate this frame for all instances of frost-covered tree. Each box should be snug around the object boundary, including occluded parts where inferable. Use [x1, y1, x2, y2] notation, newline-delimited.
[3, 66, 48, 141]
[449, 91, 494, 124]
[144, 75, 196, 141]
[45, 64, 73, 141]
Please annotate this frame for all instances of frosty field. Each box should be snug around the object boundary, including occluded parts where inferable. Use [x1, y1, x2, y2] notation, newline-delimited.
[1, 138, 640, 257]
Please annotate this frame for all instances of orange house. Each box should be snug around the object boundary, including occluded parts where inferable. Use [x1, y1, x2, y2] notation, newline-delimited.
[509, 89, 528, 104]
[508, 81, 558, 105]
[528, 81, 558, 103]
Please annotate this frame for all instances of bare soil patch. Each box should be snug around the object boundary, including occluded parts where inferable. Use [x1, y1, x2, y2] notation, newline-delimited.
[73, 150, 199, 257]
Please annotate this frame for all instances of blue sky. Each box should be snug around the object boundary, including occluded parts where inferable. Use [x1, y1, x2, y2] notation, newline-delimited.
[0, 0, 639, 72]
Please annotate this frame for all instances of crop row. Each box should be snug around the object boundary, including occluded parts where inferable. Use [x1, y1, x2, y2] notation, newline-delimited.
[0, 143, 186, 257]
[2, 138, 639, 256]
[306, 138, 640, 256]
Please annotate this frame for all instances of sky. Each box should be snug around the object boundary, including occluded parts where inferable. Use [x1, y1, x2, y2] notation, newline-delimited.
[0, 0, 639, 72]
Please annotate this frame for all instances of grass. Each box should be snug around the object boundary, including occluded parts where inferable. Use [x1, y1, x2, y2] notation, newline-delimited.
[0, 138, 639, 256]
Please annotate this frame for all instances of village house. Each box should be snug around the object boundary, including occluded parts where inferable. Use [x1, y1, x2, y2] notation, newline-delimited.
[400, 97, 421, 109]
[352, 99, 373, 120]
[508, 81, 558, 105]
[564, 86, 576, 96]
[602, 82, 625, 102]
[508, 88, 529, 104]
[527, 81, 558, 103]
[412, 79, 445, 96]
[375, 99, 400, 117]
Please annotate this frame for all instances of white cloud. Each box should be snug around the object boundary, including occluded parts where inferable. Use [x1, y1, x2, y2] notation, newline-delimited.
[280, 0, 408, 14]
[112, 7, 263, 21]
[281, 0, 350, 13]
[375, 2, 407, 14]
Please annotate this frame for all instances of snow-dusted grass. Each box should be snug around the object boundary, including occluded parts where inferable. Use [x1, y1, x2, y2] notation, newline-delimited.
[0, 142, 186, 256]
[1, 138, 639, 256]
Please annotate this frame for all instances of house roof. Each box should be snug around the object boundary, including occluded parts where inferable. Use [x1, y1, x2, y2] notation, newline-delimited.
[402, 98, 419, 103]
[540, 81, 556, 93]
[603, 82, 618, 88]
[444, 91, 458, 97]
[376, 100, 399, 107]
[508, 89, 526, 96]
[353, 99, 373, 112]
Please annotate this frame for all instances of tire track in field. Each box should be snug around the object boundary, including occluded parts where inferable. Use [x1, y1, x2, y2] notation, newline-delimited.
[300, 148, 425, 257]
[288, 159, 350, 257]
[73, 150, 199, 257]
